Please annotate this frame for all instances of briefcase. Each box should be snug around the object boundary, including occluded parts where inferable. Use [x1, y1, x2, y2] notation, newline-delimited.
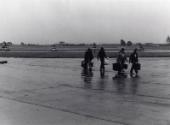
[81, 60, 85, 68]
[113, 63, 121, 71]
[134, 63, 141, 70]
[123, 64, 128, 69]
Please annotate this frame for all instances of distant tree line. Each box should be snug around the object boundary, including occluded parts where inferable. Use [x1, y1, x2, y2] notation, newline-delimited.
[120, 39, 133, 46]
[20, 42, 42, 46]
[0, 41, 13, 48]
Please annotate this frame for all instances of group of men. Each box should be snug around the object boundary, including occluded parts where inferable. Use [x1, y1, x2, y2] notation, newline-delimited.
[82, 47, 140, 77]
[116, 48, 140, 77]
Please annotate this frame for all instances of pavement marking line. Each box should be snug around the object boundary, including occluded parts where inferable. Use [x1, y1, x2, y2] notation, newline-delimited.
[0, 95, 128, 125]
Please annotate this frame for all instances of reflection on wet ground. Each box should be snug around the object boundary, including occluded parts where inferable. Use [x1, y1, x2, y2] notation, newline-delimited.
[130, 77, 139, 95]
[81, 66, 140, 95]
[81, 69, 93, 89]
[0, 58, 170, 124]
[114, 78, 126, 94]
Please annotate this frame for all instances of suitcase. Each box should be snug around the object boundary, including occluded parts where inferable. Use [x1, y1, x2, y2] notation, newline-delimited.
[113, 63, 128, 71]
[112, 63, 121, 71]
[81, 60, 93, 68]
[81, 60, 85, 68]
[123, 64, 128, 69]
[104, 58, 109, 65]
[134, 63, 141, 70]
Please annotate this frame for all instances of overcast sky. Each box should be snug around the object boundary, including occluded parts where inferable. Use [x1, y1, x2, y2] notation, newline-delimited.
[0, 0, 170, 44]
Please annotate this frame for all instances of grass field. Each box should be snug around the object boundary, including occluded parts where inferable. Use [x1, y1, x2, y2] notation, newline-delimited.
[0, 44, 170, 58]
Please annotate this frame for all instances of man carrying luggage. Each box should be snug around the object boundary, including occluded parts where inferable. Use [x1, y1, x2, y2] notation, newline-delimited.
[116, 48, 127, 75]
[97, 47, 107, 72]
[84, 48, 94, 70]
[129, 48, 140, 77]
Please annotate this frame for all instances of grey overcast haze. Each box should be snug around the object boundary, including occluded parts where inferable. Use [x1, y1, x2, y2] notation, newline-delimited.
[0, 0, 170, 44]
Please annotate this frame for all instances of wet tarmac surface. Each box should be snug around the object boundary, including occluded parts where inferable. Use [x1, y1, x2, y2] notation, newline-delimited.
[0, 58, 170, 125]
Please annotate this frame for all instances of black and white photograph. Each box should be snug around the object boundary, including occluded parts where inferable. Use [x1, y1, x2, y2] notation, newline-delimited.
[0, 0, 170, 124]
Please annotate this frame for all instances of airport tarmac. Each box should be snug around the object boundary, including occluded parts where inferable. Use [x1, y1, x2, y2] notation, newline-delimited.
[0, 58, 169, 125]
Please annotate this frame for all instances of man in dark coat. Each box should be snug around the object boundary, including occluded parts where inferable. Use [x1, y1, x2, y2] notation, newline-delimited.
[97, 47, 107, 71]
[84, 48, 94, 70]
[129, 48, 139, 76]
[116, 48, 127, 75]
